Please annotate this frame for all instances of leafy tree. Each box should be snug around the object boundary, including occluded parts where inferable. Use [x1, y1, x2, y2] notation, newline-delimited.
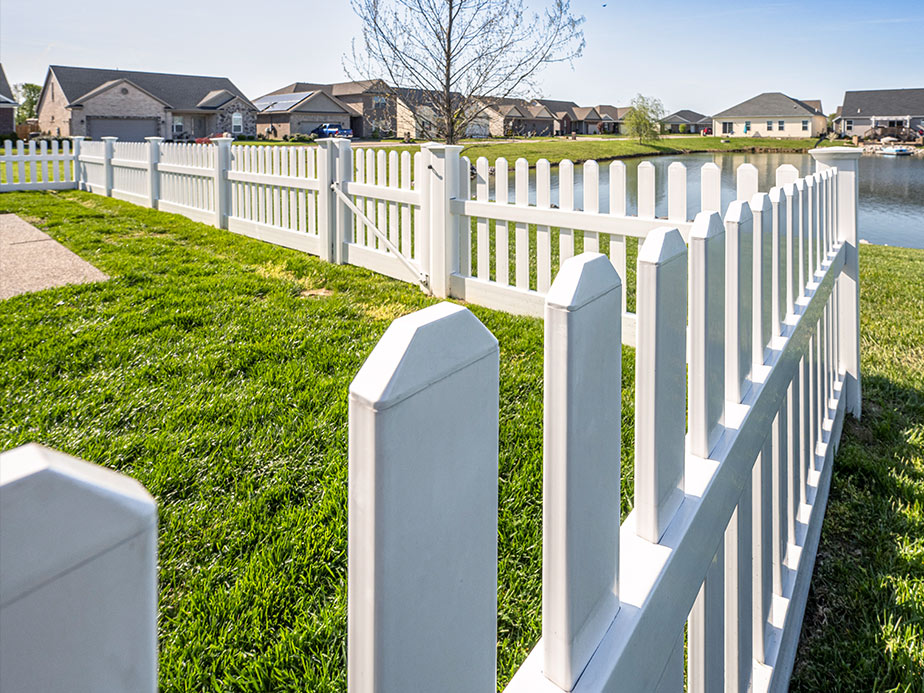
[13, 83, 41, 124]
[624, 94, 665, 143]
[348, 0, 585, 144]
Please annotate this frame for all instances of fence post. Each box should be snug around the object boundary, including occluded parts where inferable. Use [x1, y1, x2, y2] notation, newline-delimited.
[809, 147, 862, 418]
[101, 136, 117, 197]
[144, 137, 163, 209]
[635, 227, 687, 543]
[543, 253, 622, 690]
[70, 136, 85, 190]
[333, 138, 352, 264]
[425, 143, 463, 298]
[348, 302, 498, 692]
[211, 136, 232, 229]
[316, 138, 337, 263]
[0, 444, 157, 693]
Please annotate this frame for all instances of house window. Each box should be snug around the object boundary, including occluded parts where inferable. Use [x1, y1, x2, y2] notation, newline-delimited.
[846, 120, 853, 130]
[231, 112, 243, 134]
[722, 122, 733, 134]
[744, 121, 751, 133]
[802, 120, 809, 131]
[173, 115, 184, 134]
[372, 95, 387, 109]
[778, 120, 785, 130]
[767, 120, 773, 131]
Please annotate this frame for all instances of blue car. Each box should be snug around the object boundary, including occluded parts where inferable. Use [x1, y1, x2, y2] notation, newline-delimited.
[312, 123, 353, 138]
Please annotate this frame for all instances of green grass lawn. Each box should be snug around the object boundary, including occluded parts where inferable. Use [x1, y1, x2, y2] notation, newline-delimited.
[0, 191, 919, 691]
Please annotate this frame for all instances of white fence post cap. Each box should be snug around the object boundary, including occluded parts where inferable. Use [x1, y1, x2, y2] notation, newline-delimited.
[350, 302, 498, 411]
[0, 443, 156, 606]
[546, 252, 621, 311]
[690, 210, 724, 240]
[638, 226, 687, 265]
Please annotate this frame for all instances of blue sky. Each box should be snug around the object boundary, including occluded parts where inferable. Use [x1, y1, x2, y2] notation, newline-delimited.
[2, 0, 922, 116]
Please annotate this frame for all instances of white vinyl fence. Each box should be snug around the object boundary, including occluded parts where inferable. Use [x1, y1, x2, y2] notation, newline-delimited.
[348, 147, 862, 692]
[0, 137, 857, 349]
[0, 137, 862, 691]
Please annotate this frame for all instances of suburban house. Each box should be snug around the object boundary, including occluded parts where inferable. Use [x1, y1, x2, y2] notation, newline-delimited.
[596, 105, 632, 135]
[395, 90, 494, 139]
[478, 98, 555, 137]
[712, 93, 826, 138]
[253, 90, 355, 139]
[36, 66, 258, 140]
[833, 88, 924, 139]
[0, 64, 18, 135]
[260, 81, 394, 138]
[533, 99, 605, 135]
[661, 109, 711, 134]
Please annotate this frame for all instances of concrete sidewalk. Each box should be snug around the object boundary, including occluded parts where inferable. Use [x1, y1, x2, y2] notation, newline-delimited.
[0, 214, 108, 299]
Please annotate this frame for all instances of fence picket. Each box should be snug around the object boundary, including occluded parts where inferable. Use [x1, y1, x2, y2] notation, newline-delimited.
[608, 161, 628, 314]
[559, 159, 575, 263]
[515, 158, 529, 288]
[390, 150, 400, 250]
[736, 163, 759, 201]
[583, 160, 600, 253]
[638, 161, 655, 218]
[725, 201, 754, 405]
[701, 162, 721, 213]
[769, 186, 787, 339]
[635, 227, 687, 543]
[667, 161, 687, 225]
[536, 159, 552, 292]
[542, 253, 622, 689]
[751, 192, 772, 366]
[401, 151, 412, 255]
[495, 157, 509, 285]
[476, 157, 490, 279]
[459, 155, 471, 275]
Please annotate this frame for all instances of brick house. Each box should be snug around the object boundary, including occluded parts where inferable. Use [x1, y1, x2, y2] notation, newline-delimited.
[253, 90, 355, 139]
[0, 64, 17, 135]
[36, 65, 258, 140]
[258, 80, 394, 138]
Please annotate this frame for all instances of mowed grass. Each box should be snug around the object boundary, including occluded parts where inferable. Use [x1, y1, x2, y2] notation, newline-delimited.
[0, 191, 637, 691]
[0, 191, 920, 691]
[792, 243, 924, 691]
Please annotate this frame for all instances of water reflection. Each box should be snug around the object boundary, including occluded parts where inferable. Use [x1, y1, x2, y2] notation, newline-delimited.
[488, 152, 924, 249]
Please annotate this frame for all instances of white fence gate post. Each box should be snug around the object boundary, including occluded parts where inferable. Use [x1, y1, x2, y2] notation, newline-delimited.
[334, 138, 352, 264]
[316, 138, 337, 263]
[543, 253, 622, 690]
[425, 144, 463, 298]
[71, 136, 85, 190]
[101, 136, 117, 197]
[809, 147, 862, 418]
[145, 137, 163, 209]
[212, 136, 232, 229]
[348, 302, 499, 693]
[0, 444, 157, 693]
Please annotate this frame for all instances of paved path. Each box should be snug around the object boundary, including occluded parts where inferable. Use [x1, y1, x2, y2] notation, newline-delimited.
[0, 214, 108, 299]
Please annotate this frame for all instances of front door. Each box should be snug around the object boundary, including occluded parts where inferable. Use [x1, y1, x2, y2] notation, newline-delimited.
[193, 116, 207, 137]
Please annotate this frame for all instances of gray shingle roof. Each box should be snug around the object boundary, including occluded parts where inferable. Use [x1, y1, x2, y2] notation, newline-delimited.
[596, 105, 632, 121]
[663, 109, 708, 124]
[0, 64, 14, 101]
[839, 88, 924, 118]
[713, 92, 823, 118]
[48, 65, 254, 111]
[260, 80, 386, 99]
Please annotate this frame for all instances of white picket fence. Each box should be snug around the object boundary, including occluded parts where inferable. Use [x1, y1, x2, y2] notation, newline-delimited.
[0, 137, 853, 348]
[348, 147, 863, 692]
[0, 139, 862, 691]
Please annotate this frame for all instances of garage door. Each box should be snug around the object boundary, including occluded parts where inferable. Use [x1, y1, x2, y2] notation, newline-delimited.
[87, 118, 159, 141]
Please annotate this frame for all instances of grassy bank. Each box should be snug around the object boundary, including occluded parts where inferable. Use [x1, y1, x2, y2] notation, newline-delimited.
[0, 192, 918, 690]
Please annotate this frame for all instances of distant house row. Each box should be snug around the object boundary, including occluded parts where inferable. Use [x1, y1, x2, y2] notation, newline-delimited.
[10, 63, 924, 142]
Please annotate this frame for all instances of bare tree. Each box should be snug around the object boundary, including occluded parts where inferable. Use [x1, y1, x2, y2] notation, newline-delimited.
[347, 0, 584, 144]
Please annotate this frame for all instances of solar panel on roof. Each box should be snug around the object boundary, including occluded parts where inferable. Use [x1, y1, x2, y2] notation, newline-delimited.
[254, 91, 315, 112]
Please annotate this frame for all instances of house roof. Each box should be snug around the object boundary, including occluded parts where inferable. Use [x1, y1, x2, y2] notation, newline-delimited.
[838, 87, 924, 118]
[0, 64, 15, 102]
[253, 90, 353, 115]
[713, 92, 823, 119]
[663, 109, 709, 124]
[573, 106, 601, 121]
[70, 79, 171, 107]
[261, 80, 387, 99]
[535, 98, 579, 118]
[46, 65, 255, 111]
[596, 105, 632, 121]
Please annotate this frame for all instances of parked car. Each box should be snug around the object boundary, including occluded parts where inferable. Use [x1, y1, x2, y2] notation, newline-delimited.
[311, 123, 353, 138]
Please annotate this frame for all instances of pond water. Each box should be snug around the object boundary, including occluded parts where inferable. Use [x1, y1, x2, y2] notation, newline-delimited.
[495, 152, 924, 249]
